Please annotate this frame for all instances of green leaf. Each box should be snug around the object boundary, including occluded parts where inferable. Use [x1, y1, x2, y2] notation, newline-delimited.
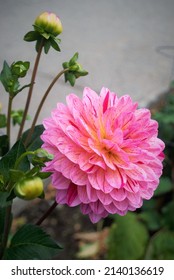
[0, 191, 12, 207]
[0, 60, 21, 95]
[24, 31, 40, 42]
[139, 211, 162, 231]
[69, 52, 79, 66]
[21, 125, 44, 151]
[37, 171, 52, 179]
[62, 62, 69, 69]
[0, 140, 30, 184]
[11, 110, 31, 126]
[50, 37, 60, 52]
[0, 135, 9, 157]
[154, 177, 173, 196]
[0, 114, 7, 128]
[42, 32, 50, 40]
[0, 61, 13, 92]
[162, 201, 174, 230]
[44, 40, 51, 54]
[107, 213, 149, 260]
[5, 224, 61, 259]
[66, 73, 76, 86]
[35, 38, 44, 53]
[145, 230, 174, 259]
[141, 198, 156, 211]
[9, 169, 25, 183]
[0, 207, 6, 244]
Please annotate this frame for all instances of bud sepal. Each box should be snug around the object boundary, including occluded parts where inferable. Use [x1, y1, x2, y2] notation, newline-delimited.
[62, 52, 88, 86]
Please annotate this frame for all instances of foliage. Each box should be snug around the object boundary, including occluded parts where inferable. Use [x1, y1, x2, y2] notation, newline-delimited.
[106, 89, 174, 260]
[4, 224, 61, 260]
[107, 213, 149, 259]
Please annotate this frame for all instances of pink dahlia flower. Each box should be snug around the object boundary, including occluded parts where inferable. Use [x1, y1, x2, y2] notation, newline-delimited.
[41, 87, 165, 223]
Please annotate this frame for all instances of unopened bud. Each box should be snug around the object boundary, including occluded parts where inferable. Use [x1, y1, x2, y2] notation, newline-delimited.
[34, 12, 63, 37]
[14, 177, 44, 200]
[11, 61, 30, 78]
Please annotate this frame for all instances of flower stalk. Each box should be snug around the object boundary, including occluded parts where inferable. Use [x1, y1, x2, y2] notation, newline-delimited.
[0, 205, 12, 259]
[35, 201, 58, 225]
[17, 38, 44, 140]
[24, 68, 69, 146]
[6, 96, 13, 145]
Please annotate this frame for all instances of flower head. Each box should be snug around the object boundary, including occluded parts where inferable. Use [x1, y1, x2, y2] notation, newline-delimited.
[34, 12, 62, 37]
[41, 87, 165, 223]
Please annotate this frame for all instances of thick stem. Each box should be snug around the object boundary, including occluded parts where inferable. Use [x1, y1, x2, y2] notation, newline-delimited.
[17, 39, 44, 140]
[0, 205, 12, 259]
[35, 201, 58, 226]
[7, 96, 13, 146]
[24, 68, 69, 146]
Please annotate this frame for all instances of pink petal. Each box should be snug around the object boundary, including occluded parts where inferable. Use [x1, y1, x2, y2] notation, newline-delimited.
[67, 183, 80, 206]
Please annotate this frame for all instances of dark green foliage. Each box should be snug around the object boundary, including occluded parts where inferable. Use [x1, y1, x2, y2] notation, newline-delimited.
[4, 224, 61, 260]
[145, 230, 174, 260]
[107, 213, 149, 259]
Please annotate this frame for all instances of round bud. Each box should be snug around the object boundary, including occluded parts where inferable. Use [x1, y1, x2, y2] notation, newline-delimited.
[34, 12, 63, 36]
[14, 177, 44, 200]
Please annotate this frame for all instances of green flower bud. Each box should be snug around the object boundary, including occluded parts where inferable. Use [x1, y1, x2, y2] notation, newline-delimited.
[14, 177, 44, 200]
[32, 148, 54, 166]
[34, 12, 63, 37]
[11, 61, 30, 78]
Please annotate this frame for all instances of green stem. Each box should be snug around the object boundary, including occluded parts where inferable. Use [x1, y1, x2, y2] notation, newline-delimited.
[17, 39, 44, 140]
[24, 68, 69, 146]
[14, 151, 35, 170]
[7, 96, 13, 146]
[0, 204, 12, 259]
[35, 201, 57, 226]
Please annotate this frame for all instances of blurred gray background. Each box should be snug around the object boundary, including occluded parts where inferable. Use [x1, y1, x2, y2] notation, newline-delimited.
[0, 0, 174, 144]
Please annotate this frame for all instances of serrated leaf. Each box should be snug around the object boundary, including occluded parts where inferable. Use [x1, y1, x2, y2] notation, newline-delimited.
[107, 213, 149, 260]
[21, 125, 44, 151]
[5, 224, 61, 260]
[145, 230, 174, 259]
[0, 140, 30, 184]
